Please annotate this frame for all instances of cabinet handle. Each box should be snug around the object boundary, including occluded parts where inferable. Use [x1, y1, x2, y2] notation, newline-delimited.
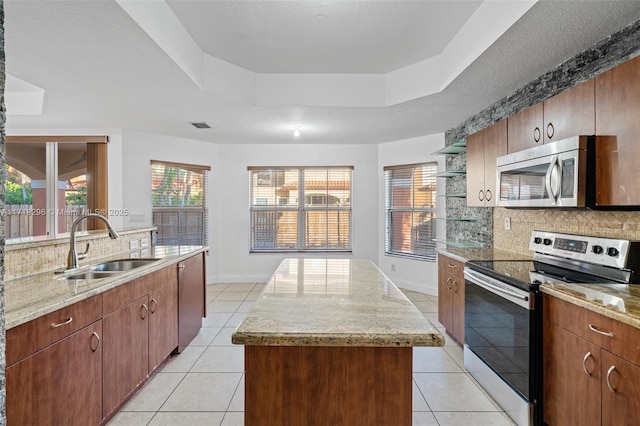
[179, 264, 186, 271]
[140, 304, 149, 319]
[546, 122, 555, 139]
[485, 189, 492, 201]
[452, 280, 458, 293]
[51, 317, 73, 328]
[478, 190, 484, 201]
[447, 263, 458, 269]
[90, 332, 100, 352]
[150, 298, 158, 313]
[606, 365, 617, 393]
[533, 127, 541, 142]
[446, 277, 452, 289]
[582, 352, 593, 376]
[588, 324, 614, 337]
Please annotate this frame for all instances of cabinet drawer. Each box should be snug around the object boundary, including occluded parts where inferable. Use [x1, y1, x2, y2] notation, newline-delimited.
[438, 255, 464, 281]
[6, 295, 103, 366]
[543, 294, 640, 366]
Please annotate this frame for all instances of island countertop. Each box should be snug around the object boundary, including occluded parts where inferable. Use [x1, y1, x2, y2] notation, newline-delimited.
[232, 258, 444, 347]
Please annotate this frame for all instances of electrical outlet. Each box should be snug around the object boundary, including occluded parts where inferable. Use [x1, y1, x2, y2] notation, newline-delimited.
[140, 238, 149, 247]
[129, 240, 139, 250]
[390, 263, 396, 272]
[504, 217, 511, 230]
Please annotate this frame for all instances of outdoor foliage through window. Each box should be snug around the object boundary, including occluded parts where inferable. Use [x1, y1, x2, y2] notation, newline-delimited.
[249, 167, 352, 252]
[151, 161, 209, 246]
[385, 163, 437, 260]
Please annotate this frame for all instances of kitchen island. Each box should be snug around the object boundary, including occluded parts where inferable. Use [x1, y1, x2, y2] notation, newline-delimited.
[232, 258, 443, 426]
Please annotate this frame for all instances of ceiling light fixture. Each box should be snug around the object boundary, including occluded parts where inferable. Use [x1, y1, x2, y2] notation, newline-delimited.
[293, 126, 301, 137]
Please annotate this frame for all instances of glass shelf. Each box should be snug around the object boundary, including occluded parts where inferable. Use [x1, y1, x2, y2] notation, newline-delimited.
[439, 193, 467, 198]
[433, 239, 484, 248]
[432, 140, 466, 155]
[436, 169, 466, 178]
[436, 217, 477, 222]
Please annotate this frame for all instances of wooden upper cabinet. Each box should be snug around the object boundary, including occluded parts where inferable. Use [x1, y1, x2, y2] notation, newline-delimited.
[466, 119, 507, 207]
[507, 102, 543, 153]
[507, 79, 595, 153]
[595, 55, 640, 206]
[543, 79, 595, 143]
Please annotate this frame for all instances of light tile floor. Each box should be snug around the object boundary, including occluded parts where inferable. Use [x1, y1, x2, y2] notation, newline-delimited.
[107, 283, 516, 426]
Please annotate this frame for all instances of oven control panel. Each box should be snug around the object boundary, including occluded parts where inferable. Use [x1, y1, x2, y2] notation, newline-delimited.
[529, 230, 629, 269]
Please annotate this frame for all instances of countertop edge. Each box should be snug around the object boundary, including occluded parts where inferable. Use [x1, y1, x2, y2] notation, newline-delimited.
[231, 331, 445, 347]
[6, 246, 208, 329]
[540, 284, 640, 330]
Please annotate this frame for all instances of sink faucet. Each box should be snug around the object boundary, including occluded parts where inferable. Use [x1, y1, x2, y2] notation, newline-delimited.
[67, 213, 119, 270]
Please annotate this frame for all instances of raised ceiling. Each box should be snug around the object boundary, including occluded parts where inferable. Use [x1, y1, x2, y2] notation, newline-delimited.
[5, 1, 640, 144]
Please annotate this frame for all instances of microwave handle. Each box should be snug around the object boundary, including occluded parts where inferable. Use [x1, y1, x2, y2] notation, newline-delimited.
[545, 155, 560, 202]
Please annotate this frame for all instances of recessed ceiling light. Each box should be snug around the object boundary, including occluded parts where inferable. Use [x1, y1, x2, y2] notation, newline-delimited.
[293, 126, 301, 137]
[191, 122, 211, 129]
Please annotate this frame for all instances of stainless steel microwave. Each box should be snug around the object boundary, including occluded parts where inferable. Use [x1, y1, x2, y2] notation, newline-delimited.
[496, 136, 594, 208]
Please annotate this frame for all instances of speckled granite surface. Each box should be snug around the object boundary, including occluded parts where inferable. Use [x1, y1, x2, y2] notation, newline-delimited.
[540, 283, 640, 329]
[436, 247, 532, 263]
[232, 258, 444, 347]
[5, 245, 207, 329]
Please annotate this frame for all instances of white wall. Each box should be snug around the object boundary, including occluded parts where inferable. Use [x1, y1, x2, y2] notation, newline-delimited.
[216, 143, 379, 283]
[377, 133, 446, 295]
[120, 129, 220, 282]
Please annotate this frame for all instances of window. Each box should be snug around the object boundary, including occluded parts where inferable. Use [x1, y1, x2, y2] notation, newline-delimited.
[384, 163, 437, 260]
[249, 167, 352, 252]
[5, 136, 108, 240]
[151, 160, 210, 246]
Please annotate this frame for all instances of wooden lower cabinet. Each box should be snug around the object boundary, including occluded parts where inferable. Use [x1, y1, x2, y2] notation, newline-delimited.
[543, 319, 601, 426]
[437, 254, 464, 345]
[543, 294, 640, 425]
[149, 274, 179, 371]
[6, 321, 103, 426]
[178, 252, 206, 351]
[103, 295, 150, 419]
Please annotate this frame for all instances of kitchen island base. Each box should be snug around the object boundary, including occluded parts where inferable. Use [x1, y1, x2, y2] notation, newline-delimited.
[245, 345, 412, 426]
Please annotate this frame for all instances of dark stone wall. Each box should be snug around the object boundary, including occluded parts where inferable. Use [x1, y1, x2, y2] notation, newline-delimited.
[444, 18, 640, 248]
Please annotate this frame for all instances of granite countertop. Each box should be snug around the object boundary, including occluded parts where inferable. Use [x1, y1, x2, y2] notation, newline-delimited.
[437, 247, 532, 263]
[5, 245, 208, 329]
[540, 283, 640, 329]
[232, 258, 444, 347]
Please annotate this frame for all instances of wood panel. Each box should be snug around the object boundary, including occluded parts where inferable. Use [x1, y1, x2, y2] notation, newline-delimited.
[178, 253, 206, 352]
[482, 119, 507, 206]
[245, 345, 412, 426]
[543, 319, 601, 426]
[507, 103, 543, 153]
[6, 321, 103, 426]
[149, 276, 179, 372]
[102, 295, 149, 419]
[595, 55, 640, 206]
[6, 295, 102, 366]
[465, 130, 485, 207]
[543, 79, 595, 143]
[601, 351, 640, 425]
[86, 142, 108, 230]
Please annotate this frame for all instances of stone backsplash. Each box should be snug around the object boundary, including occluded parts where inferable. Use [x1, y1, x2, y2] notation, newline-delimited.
[493, 208, 640, 257]
[4, 228, 155, 281]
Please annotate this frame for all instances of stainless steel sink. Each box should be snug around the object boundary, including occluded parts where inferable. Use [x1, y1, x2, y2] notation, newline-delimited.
[90, 259, 159, 272]
[58, 271, 116, 280]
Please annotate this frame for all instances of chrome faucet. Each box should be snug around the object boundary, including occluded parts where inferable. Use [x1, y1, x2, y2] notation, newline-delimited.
[67, 213, 119, 270]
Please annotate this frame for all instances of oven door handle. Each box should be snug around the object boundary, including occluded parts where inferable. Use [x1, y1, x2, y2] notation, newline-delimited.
[464, 268, 533, 310]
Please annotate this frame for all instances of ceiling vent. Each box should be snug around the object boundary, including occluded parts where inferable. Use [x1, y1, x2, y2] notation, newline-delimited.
[190, 122, 211, 129]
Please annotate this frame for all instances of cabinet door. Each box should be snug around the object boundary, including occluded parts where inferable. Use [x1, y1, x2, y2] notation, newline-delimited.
[450, 269, 465, 345]
[103, 295, 149, 419]
[482, 119, 507, 207]
[507, 102, 543, 153]
[543, 319, 601, 426]
[601, 351, 640, 425]
[466, 130, 485, 207]
[178, 253, 206, 351]
[543, 79, 595, 143]
[595, 55, 640, 206]
[149, 276, 179, 372]
[437, 256, 452, 332]
[7, 321, 103, 426]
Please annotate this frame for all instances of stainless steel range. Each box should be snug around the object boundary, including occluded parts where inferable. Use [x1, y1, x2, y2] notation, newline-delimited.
[463, 231, 640, 426]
